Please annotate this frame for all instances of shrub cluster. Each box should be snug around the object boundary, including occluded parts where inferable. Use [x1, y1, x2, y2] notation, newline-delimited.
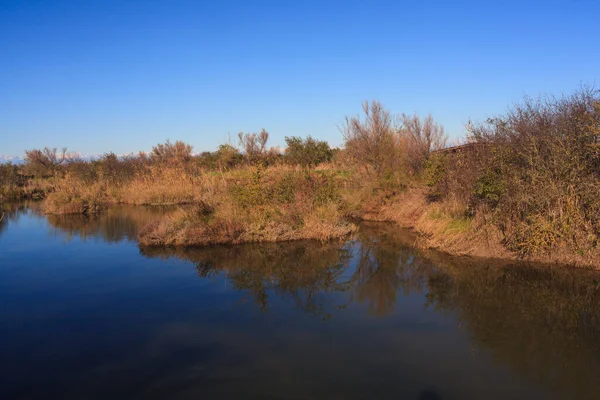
[284, 136, 335, 167]
[427, 87, 600, 257]
[5, 86, 600, 261]
[0, 163, 27, 201]
[342, 100, 448, 184]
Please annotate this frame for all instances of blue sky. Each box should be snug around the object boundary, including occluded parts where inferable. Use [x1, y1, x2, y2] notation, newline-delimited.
[1, 0, 599, 157]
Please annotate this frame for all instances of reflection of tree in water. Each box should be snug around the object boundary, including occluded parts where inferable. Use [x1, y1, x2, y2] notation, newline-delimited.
[141, 242, 353, 317]
[356, 223, 600, 399]
[0, 206, 7, 237]
[38, 204, 600, 398]
[3, 203, 598, 398]
[142, 220, 600, 398]
[45, 206, 172, 243]
[140, 222, 438, 318]
[424, 254, 600, 400]
[349, 226, 600, 398]
[0, 202, 33, 238]
[349, 223, 437, 316]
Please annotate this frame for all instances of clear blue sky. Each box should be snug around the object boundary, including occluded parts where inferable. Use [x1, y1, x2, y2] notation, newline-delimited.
[1, 0, 599, 157]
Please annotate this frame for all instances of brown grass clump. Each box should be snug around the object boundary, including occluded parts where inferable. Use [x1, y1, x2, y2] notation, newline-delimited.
[43, 177, 106, 215]
[116, 166, 208, 205]
[43, 162, 221, 212]
[138, 168, 356, 246]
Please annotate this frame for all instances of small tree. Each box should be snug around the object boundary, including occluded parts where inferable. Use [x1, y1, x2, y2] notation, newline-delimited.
[215, 144, 243, 170]
[401, 113, 448, 173]
[342, 100, 399, 175]
[238, 129, 269, 163]
[0, 163, 26, 199]
[284, 136, 334, 167]
[24, 147, 68, 177]
[151, 140, 193, 163]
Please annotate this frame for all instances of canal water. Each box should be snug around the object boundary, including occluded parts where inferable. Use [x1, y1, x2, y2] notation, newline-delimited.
[1, 203, 599, 399]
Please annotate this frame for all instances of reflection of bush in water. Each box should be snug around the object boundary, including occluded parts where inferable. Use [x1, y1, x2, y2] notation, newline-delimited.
[354, 227, 600, 398]
[141, 220, 600, 397]
[141, 241, 353, 316]
[46, 206, 173, 243]
[426, 253, 600, 399]
[0, 207, 7, 237]
[351, 222, 440, 316]
[140, 223, 440, 317]
[0, 202, 38, 237]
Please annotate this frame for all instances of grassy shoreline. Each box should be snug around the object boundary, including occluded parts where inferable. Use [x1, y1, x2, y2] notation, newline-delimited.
[3, 88, 599, 267]
[355, 188, 600, 268]
[35, 166, 600, 268]
[4, 176, 600, 268]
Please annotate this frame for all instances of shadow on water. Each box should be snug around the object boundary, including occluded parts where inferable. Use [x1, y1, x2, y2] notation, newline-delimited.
[5, 206, 600, 399]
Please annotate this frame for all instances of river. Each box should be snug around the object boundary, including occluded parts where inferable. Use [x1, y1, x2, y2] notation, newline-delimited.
[1, 203, 599, 399]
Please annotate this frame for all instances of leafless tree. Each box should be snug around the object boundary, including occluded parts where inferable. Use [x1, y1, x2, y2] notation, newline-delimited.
[151, 140, 193, 163]
[25, 147, 68, 168]
[401, 113, 448, 168]
[24, 147, 68, 177]
[342, 100, 399, 174]
[238, 129, 269, 162]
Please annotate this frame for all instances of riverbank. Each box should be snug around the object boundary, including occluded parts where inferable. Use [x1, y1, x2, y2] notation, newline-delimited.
[34, 165, 357, 246]
[4, 87, 599, 266]
[4, 201, 600, 400]
[355, 187, 600, 269]
[21, 162, 600, 267]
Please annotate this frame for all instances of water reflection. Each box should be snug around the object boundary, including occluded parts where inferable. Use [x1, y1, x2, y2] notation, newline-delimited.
[425, 253, 600, 399]
[142, 242, 353, 317]
[139, 224, 436, 318]
[0, 202, 29, 237]
[351, 224, 435, 316]
[140, 221, 600, 399]
[45, 205, 174, 243]
[5, 206, 600, 399]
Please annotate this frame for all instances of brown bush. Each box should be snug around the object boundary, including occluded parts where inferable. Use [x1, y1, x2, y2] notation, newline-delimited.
[150, 140, 193, 164]
[401, 113, 448, 174]
[342, 100, 400, 175]
[23, 147, 68, 177]
[435, 86, 600, 258]
[238, 129, 270, 163]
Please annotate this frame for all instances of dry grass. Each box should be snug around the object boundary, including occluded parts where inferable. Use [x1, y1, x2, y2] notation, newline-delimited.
[138, 203, 356, 246]
[43, 165, 220, 214]
[137, 167, 357, 246]
[31, 157, 600, 266]
[360, 184, 600, 267]
[342, 178, 511, 260]
[43, 177, 106, 215]
[4, 89, 600, 267]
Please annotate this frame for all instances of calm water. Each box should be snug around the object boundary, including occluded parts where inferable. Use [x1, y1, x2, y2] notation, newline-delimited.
[1, 204, 600, 399]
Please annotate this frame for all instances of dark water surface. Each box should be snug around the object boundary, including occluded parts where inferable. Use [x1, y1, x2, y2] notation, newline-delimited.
[1, 203, 600, 399]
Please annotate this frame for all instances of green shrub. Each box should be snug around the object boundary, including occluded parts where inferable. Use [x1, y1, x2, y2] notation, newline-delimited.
[471, 168, 505, 207]
[284, 136, 334, 167]
[229, 166, 268, 208]
[424, 154, 447, 201]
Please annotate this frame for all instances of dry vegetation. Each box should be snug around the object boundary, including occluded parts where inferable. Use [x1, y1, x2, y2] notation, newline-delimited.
[2, 86, 600, 266]
[424, 87, 600, 265]
[137, 166, 356, 246]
